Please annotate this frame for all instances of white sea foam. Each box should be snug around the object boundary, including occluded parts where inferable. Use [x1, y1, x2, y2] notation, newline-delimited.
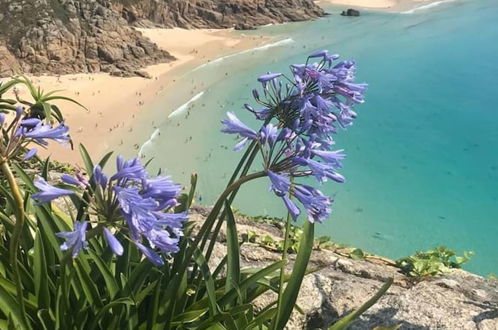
[401, 0, 456, 14]
[167, 91, 205, 119]
[138, 128, 160, 157]
[192, 38, 294, 72]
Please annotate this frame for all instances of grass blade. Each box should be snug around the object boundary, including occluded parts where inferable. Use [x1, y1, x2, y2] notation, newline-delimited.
[273, 221, 314, 329]
[329, 278, 393, 330]
[224, 200, 240, 302]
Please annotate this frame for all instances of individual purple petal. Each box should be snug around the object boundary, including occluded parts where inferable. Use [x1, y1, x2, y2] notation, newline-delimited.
[111, 158, 146, 181]
[311, 149, 346, 167]
[20, 118, 41, 128]
[293, 185, 332, 223]
[22, 122, 70, 146]
[283, 195, 301, 220]
[257, 73, 282, 83]
[55, 221, 88, 257]
[308, 50, 329, 59]
[145, 228, 180, 254]
[23, 148, 38, 160]
[135, 242, 164, 266]
[92, 165, 108, 188]
[221, 112, 257, 139]
[103, 228, 124, 256]
[0, 113, 5, 126]
[267, 170, 290, 197]
[233, 137, 249, 151]
[15, 106, 23, 119]
[61, 174, 82, 186]
[32, 177, 75, 204]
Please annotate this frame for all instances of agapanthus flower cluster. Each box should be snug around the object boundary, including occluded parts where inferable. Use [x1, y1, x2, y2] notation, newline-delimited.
[0, 106, 70, 161]
[32, 156, 187, 266]
[221, 50, 367, 223]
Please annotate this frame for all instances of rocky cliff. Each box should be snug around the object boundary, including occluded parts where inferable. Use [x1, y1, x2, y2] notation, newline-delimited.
[0, 0, 324, 77]
[189, 207, 498, 329]
[114, 0, 325, 30]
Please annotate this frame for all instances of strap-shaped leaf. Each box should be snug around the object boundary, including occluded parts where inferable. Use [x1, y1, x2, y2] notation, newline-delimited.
[224, 200, 240, 301]
[0, 285, 29, 328]
[34, 228, 51, 309]
[192, 243, 219, 317]
[273, 221, 315, 329]
[219, 260, 285, 306]
[88, 250, 120, 299]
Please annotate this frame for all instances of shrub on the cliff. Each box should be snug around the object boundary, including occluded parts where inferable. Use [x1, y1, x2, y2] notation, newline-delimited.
[0, 52, 390, 329]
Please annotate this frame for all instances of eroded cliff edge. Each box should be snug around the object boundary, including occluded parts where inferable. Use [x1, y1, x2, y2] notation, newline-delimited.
[0, 0, 324, 76]
[189, 207, 498, 329]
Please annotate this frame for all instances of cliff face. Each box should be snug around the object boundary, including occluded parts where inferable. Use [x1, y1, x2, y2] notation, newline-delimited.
[114, 0, 325, 29]
[0, 0, 174, 77]
[0, 0, 324, 76]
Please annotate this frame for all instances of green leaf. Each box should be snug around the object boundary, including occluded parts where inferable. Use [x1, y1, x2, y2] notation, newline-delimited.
[329, 278, 393, 330]
[350, 248, 365, 260]
[219, 260, 285, 306]
[42, 103, 52, 122]
[79, 144, 95, 176]
[245, 307, 277, 329]
[34, 228, 51, 309]
[273, 221, 314, 329]
[88, 250, 120, 298]
[0, 285, 29, 329]
[192, 244, 219, 317]
[89, 297, 134, 330]
[171, 308, 208, 325]
[74, 259, 104, 309]
[224, 201, 240, 301]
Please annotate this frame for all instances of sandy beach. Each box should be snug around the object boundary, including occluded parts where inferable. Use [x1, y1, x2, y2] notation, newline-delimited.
[318, 0, 449, 11]
[4, 28, 271, 166]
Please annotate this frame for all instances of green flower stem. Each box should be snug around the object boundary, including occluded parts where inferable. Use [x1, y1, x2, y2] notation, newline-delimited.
[275, 212, 292, 328]
[0, 159, 28, 326]
[167, 171, 267, 324]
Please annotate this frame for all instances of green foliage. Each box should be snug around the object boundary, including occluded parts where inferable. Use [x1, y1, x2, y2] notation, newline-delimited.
[396, 246, 474, 278]
[0, 77, 390, 329]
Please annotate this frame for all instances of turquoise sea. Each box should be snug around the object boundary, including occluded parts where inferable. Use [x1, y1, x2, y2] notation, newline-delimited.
[126, 0, 498, 276]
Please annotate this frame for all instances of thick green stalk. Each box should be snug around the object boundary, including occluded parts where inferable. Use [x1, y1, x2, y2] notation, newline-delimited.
[0, 159, 28, 327]
[275, 212, 293, 327]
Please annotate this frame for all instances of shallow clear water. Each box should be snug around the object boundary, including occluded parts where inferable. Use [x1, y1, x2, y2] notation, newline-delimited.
[126, 0, 498, 276]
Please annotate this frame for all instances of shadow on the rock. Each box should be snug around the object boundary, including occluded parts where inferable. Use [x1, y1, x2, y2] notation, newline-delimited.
[472, 305, 498, 325]
[308, 298, 431, 330]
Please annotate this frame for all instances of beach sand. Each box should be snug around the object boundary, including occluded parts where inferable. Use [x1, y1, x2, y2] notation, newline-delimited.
[318, 0, 445, 11]
[5, 28, 271, 166]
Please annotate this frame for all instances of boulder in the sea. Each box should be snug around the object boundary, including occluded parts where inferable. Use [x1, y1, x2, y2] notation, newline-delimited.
[341, 8, 361, 17]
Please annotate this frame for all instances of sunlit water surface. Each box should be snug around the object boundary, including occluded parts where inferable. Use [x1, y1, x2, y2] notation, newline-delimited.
[120, 0, 498, 275]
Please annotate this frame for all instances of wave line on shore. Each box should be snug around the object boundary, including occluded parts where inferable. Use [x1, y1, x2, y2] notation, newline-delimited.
[401, 0, 456, 14]
[138, 128, 161, 157]
[168, 91, 205, 119]
[192, 38, 294, 72]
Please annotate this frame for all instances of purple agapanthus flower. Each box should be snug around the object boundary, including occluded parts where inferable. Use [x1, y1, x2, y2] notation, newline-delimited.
[29, 154, 187, 265]
[32, 177, 75, 204]
[55, 221, 88, 257]
[20, 122, 70, 146]
[221, 112, 258, 139]
[23, 148, 38, 160]
[103, 228, 124, 256]
[221, 50, 367, 223]
[92, 165, 108, 189]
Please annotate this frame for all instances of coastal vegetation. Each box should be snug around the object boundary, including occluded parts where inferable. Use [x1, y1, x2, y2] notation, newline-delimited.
[0, 51, 397, 329]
